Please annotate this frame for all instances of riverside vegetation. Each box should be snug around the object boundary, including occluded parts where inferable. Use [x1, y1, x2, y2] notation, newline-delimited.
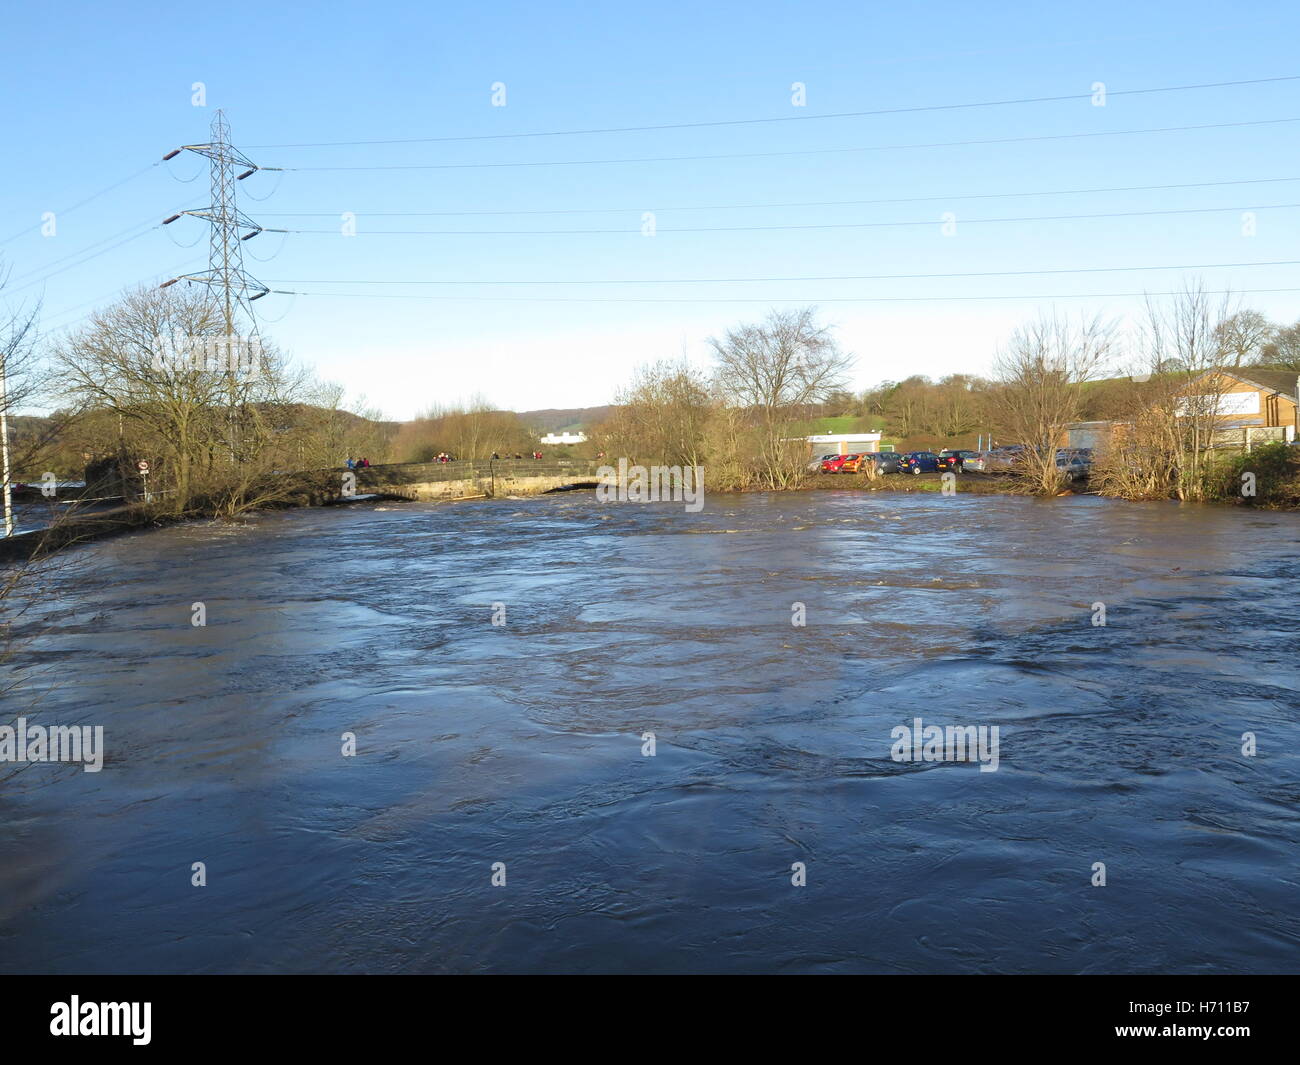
[4, 280, 1300, 545]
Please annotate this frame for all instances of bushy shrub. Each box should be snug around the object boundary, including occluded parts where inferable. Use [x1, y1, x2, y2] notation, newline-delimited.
[1214, 441, 1300, 505]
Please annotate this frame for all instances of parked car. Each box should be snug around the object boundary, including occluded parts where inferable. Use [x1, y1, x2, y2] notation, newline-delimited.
[937, 449, 977, 471]
[838, 453, 869, 473]
[899, 451, 941, 474]
[809, 453, 838, 472]
[820, 454, 851, 473]
[1055, 448, 1094, 478]
[974, 445, 1026, 472]
[860, 451, 903, 474]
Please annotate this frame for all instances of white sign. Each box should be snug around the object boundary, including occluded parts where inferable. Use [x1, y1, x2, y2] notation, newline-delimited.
[1177, 392, 1259, 417]
[138, 460, 150, 472]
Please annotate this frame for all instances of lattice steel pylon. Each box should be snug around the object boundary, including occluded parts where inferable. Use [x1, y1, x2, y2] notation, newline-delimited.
[160, 109, 272, 341]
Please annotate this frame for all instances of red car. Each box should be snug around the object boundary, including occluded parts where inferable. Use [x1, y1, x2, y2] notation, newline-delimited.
[820, 454, 852, 473]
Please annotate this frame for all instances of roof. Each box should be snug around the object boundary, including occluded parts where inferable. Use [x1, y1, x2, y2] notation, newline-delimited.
[1195, 367, 1300, 396]
[1235, 369, 1300, 396]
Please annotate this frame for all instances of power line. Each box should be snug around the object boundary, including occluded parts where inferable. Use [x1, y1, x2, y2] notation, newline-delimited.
[247, 74, 1300, 148]
[255, 175, 1300, 219]
[3, 198, 204, 292]
[262, 259, 1300, 287]
[277, 117, 1300, 172]
[3, 226, 163, 296]
[265, 286, 1300, 305]
[273, 201, 1300, 235]
[0, 162, 160, 247]
[40, 257, 208, 329]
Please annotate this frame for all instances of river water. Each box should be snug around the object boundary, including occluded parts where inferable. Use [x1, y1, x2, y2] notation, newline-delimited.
[1, 491, 1297, 974]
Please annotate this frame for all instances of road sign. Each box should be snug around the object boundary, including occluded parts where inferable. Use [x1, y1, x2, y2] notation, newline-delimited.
[138, 460, 150, 472]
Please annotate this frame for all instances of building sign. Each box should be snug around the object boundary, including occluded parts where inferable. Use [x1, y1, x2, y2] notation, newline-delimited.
[1177, 392, 1259, 417]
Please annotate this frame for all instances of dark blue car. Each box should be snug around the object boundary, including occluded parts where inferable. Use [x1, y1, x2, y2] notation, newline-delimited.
[900, 451, 941, 474]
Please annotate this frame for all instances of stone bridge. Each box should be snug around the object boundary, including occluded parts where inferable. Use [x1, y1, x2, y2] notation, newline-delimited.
[333, 459, 603, 503]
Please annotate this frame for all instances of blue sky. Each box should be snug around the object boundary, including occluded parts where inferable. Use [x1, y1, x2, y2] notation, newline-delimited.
[3, 1, 1300, 418]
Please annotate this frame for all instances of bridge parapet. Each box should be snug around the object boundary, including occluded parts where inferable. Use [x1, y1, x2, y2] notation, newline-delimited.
[355, 459, 599, 486]
[351, 459, 602, 501]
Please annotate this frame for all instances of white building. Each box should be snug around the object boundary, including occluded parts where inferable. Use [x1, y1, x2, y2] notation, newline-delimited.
[539, 430, 587, 446]
[805, 432, 884, 455]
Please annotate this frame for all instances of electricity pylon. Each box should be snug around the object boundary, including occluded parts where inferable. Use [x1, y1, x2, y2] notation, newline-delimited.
[159, 110, 281, 460]
[160, 109, 275, 343]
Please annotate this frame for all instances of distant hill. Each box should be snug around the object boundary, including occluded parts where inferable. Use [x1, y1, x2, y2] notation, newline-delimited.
[11, 404, 605, 436]
[515, 406, 614, 433]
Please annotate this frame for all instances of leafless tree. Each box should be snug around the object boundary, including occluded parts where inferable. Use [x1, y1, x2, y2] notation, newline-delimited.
[50, 284, 306, 514]
[1143, 282, 1234, 495]
[991, 311, 1116, 494]
[1092, 283, 1238, 500]
[393, 395, 533, 462]
[1214, 309, 1273, 368]
[601, 358, 711, 468]
[0, 302, 42, 418]
[709, 308, 854, 488]
[1259, 319, 1300, 370]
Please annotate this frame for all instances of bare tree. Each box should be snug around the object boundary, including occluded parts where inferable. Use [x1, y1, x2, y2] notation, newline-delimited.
[0, 302, 41, 417]
[1259, 319, 1300, 370]
[1091, 283, 1239, 501]
[1214, 309, 1274, 368]
[1, 296, 43, 536]
[991, 312, 1115, 494]
[50, 284, 305, 514]
[601, 358, 711, 468]
[1143, 282, 1234, 496]
[709, 308, 853, 488]
[393, 396, 533, 462]
[291, 383, 392, 469]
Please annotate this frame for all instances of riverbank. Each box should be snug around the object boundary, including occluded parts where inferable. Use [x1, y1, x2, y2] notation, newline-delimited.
[802, 463, 1300, 508]
[0, 489, 408, 563]
[804, 470, 1030, 495]
[8, 462, 1298, 563]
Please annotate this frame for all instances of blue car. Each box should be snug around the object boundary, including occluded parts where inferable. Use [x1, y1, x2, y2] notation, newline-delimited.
[900, 451, 941, 474]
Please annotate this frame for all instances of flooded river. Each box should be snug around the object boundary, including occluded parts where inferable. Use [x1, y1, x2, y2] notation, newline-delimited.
[1, 491, 1297, 973]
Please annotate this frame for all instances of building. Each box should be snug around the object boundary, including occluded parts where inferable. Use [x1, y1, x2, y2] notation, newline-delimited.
[538, 431, 587, 446]
[1062, 421, 1114, 450]
[805, 431, 885, 456]
[1064, 369, 1300, 450]
[1177, 368, 1299, 436]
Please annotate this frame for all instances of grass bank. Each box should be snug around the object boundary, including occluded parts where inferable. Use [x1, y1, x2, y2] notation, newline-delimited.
[803, 471, 1028, 495]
